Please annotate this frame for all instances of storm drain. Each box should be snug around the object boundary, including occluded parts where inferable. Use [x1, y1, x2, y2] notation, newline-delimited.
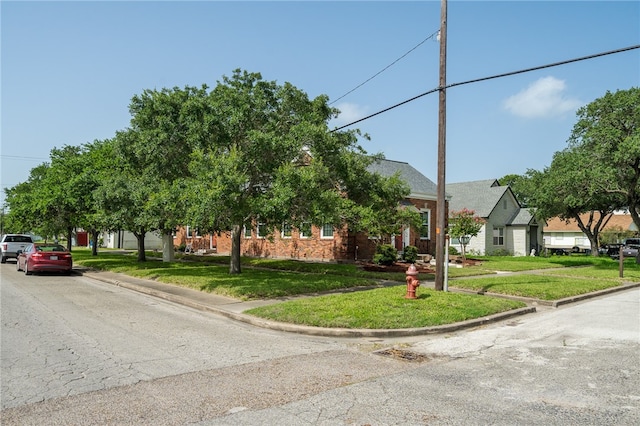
[374, 348, 430, 362]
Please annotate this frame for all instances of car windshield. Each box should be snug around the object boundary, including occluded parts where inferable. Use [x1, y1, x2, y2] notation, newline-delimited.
[35, 245, 67, 252]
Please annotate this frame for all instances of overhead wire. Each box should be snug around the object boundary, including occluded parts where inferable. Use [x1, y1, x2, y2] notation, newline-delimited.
[331, 44, 640, 132]
[329, 30, 441, 105]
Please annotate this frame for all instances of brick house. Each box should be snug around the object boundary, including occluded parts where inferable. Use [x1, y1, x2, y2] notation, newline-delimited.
[175, 159, 442, 262]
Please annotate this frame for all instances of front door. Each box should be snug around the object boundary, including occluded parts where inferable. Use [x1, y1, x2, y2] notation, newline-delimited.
[403, 227, 411, 249]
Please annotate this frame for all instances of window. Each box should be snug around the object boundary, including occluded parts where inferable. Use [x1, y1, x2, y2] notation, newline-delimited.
[244, 224, 252, 238]
[300, 222, 312, 238]
[186, 226, 199, 238]
[281, 222, 292, 238]
[257, 221, 267, 238]
[420, 210, 431, 239]
[321, 223, 334, 239]
[186, 225, 200, 238]
[493, 227, 504, 246]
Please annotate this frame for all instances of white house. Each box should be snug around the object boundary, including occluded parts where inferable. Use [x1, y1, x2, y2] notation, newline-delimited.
[100, 230, 163, 250]
[446, 179, 544, 256]
[544, 210, 638, 251]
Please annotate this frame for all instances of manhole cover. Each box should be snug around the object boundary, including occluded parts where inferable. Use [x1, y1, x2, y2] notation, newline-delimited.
[375, 348, 429, 362]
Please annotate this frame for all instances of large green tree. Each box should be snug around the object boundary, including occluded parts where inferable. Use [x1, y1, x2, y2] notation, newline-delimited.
[567, 87, 640, 229]
[79, 139, 116, 255]
[94, 130, 157, 261]
[113, 85, 216, 261]
[515, 88, 638, 255]
[185, 70, 414, 274]
[3, 164, 50, 237]
[525, 139, 624, 255]
[5, 146, 95, 250]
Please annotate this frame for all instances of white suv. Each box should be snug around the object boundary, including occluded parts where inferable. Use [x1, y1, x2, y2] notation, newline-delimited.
[1, 234, 34, 263]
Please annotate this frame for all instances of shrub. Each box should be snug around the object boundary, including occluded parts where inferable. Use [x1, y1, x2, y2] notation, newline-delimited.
[489, 248, 511, 256]
[448, 246, 459, 255]
[373, 244, 398, 265]
[403, 245, 418, 263]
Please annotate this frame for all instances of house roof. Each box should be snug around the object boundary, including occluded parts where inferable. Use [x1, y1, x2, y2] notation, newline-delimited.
[445, 179, 541, 226]
[445, 179, 513, 217]
[368, 159, 438, 199]
[545, 212, 638, 232]
[509, 208, 536, 226]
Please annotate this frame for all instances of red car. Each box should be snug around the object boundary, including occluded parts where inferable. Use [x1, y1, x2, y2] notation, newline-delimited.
[16, 243, 73, 275]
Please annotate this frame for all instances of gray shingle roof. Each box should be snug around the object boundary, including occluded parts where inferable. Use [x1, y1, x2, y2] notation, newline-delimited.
[368, 159, 438, 198]
[446, 179, 538, 226]
[509, 208, 535, 225]
[446, 179, 507, 217]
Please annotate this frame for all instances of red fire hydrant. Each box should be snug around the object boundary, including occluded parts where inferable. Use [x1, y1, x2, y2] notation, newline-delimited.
[405, 263, 420, 299]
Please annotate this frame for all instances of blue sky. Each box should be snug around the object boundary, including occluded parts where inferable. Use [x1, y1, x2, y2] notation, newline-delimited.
[2, 1, 639, 206]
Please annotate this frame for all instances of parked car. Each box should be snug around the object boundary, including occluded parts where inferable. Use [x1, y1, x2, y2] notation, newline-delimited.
[622, 238, 640, 258]
[599, 243, 624, 259]
[1, 234, 34, 263]
[16, 243, 73, 275]
[549, 248, 571, 256]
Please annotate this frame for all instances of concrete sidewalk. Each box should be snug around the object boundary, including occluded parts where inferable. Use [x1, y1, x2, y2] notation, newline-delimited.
[77, 267, 638, 338]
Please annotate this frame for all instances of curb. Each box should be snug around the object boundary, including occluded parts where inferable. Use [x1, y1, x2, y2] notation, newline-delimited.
[81, 269, 640, 338]
[551, 282, 640, 307]
[82, 270, 539, 338]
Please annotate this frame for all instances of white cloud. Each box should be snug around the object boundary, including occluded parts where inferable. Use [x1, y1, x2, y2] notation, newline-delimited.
[332, 102, 368, 126]
[503, 76, 582, 118]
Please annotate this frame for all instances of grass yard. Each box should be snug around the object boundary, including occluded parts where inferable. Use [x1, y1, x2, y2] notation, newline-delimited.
[449, 274, 624, 300]
[73, 250, 378, 300]
[72, 248, 636, 328]
[245, 286, 527, 329]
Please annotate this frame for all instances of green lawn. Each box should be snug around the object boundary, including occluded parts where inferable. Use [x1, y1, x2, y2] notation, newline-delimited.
[245, 287, 526, 329]
[72, 249, 635, 328]
[449, 274, 624, 300]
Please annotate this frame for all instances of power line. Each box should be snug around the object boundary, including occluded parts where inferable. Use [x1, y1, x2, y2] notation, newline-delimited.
[446, 44, 640, 89]
[1, 155, 48, 161]
[331, 44, 640, 132]
[329, 30, 440, 105]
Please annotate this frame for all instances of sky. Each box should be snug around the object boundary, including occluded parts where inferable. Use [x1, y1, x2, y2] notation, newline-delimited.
[2, 0, 639, 207]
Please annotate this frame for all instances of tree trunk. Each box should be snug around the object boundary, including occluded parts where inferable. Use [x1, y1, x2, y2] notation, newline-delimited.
[91, 229, 99, 256]
[66, 227, 73, 252]
[135, 229, 146, 262]
[162, 231, 175, 262]
[230, 224, 242, 274]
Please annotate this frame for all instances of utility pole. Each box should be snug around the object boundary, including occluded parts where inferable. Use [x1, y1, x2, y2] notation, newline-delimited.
[435, 0, 448, 291]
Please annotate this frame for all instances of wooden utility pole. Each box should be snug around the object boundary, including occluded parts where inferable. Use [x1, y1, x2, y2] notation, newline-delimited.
[435, 0, 448, 291]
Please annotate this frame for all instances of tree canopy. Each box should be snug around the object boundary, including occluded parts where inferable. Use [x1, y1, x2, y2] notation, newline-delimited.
[183, 70, 414, 273]
[3, 69, 417, 272]
[511, 87, 638, 254]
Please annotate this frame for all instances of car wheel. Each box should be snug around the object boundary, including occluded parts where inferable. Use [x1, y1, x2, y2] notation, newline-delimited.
[24, 263, 32, 275]
[1, 256, 6, 264]
[16, 259, 21, 271]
